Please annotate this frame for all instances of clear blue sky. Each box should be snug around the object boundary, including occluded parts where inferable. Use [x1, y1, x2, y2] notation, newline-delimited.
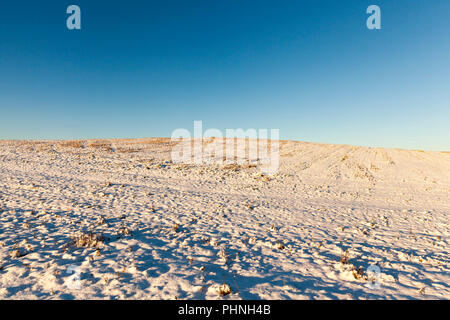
[0, 1, 449, 150]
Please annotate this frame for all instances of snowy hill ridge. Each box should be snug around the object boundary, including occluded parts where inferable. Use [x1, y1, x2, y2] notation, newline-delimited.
[0, 139, 448, 299]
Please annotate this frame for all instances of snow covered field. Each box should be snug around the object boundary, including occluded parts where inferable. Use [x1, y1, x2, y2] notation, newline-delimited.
[0, 138, 448, 299]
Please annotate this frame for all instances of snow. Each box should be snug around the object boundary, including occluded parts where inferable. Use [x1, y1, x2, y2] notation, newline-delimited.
[0, 138, 448, 299]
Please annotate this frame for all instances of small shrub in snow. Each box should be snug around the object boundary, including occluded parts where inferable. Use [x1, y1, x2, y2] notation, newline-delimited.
[69, 232, 104, 248]
[217, 283, 231, 296]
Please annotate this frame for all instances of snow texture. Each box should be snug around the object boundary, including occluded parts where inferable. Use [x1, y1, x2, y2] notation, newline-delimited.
[0, 138, 448, 299]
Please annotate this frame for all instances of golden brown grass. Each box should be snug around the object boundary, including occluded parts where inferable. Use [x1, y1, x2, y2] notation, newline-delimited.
[69, 232, 104, 248]
[217, 283, 232, 296]
[59, 140, 86, 149]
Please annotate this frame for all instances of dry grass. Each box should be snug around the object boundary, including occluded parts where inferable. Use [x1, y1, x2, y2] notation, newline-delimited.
[88, 141, 114, 152]
[244, 201, 256, 210]
[222, 162, 258, 172]
[352, 266, 365, 280]
[222, 163, 241, 171]
[9, 248, 27, 258]
[340, 249, 350, 264]
[118, 227, 131, 236]
[171, 223, 180, 233]
[274, 240, 285, 250]
[116, 147, 142, 153]
[217, 283, 232, 296]
[59, 140, 86, 149]
[69, 232, 104, 248]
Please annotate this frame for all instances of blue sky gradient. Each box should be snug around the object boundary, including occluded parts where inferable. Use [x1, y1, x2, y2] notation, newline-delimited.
[0, 1, 449, 150]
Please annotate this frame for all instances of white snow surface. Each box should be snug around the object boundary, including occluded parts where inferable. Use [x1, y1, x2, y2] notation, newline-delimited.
[0, 138, 449, 300]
